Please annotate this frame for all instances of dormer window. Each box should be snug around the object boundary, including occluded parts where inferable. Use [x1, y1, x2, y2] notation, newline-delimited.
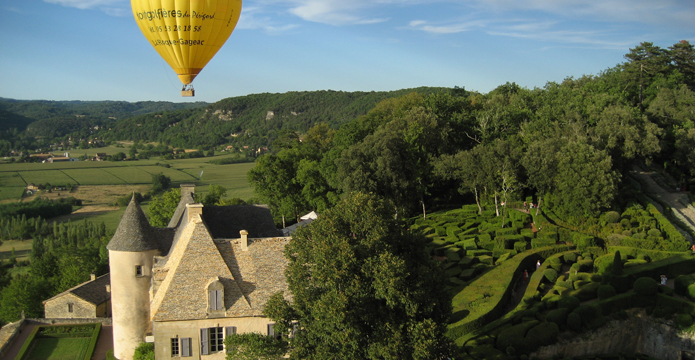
[207, 278, 224, 312]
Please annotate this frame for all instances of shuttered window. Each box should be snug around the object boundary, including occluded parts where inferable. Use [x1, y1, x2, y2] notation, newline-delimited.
[200, 329, 209, 355]
[181, 338, 191, 357]
[225, 326, 237, 337]
[208, 290, 223, 310]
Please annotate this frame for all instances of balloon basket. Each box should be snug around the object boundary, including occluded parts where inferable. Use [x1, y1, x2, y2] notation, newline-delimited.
[181, 89, 195, 97]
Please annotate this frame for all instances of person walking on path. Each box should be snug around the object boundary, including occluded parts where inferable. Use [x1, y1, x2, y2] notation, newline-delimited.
[536, 260, 541, 270]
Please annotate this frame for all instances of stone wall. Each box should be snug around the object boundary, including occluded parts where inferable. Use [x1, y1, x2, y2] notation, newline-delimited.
[44, 293, 97, 319]
[532, 313, 695, 360]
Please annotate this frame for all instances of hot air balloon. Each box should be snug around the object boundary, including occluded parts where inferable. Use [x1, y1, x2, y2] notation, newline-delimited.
[130, 0, 242, 97]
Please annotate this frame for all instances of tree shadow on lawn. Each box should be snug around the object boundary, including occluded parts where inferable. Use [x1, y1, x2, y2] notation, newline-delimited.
[450, 309, 470, 323]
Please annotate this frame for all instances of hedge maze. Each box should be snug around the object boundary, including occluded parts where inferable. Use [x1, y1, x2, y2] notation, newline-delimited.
[413, 199, 695, 360]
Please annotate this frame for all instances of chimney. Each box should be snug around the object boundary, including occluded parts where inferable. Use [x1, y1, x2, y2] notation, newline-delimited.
[90, 273, 96, 281]
[180, 183, 196, 199]
[186, 203, 204, 223]
[240, 230, 248, 251]
[105, 284, 111, 293]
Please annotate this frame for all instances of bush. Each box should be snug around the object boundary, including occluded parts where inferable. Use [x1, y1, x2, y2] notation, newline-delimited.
[597, 284, 616, 300]
[675, 275, 695, 296]
[647, 228, 662, 237]
[687, 284, 695, 301]
[677, 313, 694, 328]
[633, 277, 659, 296]
[496, 320, 540, 353]
[525, 322, 560, 351]
[562, 252, 578, 264]
[133, 343, 154, 360]
[594, 254, 616, 275]
[572, 304, 604, 329]
[544, 269, 559, 283]
[567, 312, 581, 331]
[604, 211, 620, 224]
[545, 308, 569, 328]
[546, 257, 563, 272]
[557, 296, 580, 311]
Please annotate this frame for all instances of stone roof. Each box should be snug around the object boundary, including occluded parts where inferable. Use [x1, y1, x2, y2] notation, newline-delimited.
[107, 196, 159, 252]
[150, 213, 290, 321]
[43, 274, 110, 306]
[168, 186, 196, 228]
[203, 205, 282, 239]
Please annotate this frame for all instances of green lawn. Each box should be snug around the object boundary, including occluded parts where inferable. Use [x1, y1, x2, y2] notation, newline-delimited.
[0, 240, 33, 262]
[23, 337, 92, 360]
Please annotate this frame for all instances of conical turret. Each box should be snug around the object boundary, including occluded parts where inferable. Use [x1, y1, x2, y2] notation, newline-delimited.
[107, 195, 158, 252]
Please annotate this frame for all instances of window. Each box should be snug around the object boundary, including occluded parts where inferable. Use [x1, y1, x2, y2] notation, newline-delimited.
[67, 303, 73, 313]
[135, 265, 143, 277]
[208, 289, 223, 311]
[171, 338, 179, 356]
[268, 324, 282, 340]
[225, 326, 237, 337]
[172, 337, 192, 357]
[200, 327, 224, 355]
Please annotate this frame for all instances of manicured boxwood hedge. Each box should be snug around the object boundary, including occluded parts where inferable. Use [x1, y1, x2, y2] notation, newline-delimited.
[448, 246, 574, 342]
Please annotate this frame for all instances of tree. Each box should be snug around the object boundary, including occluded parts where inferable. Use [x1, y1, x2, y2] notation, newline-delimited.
[150, 173, 172, 194]
[148, 188, 181, 227]
[225, 332, 287, 360]
[264, 192, 452, 360]
[199, 184, 227, 206]
[0, 275, 52, 323]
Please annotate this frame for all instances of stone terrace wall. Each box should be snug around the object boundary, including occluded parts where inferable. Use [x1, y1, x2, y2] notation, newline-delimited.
[532, 313, 695, 360]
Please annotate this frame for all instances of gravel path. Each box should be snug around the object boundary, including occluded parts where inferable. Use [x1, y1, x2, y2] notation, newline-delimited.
[629, 165, 695, 243]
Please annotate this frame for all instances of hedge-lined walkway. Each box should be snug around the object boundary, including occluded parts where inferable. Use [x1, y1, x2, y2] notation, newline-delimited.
[630, 164, 695, 242]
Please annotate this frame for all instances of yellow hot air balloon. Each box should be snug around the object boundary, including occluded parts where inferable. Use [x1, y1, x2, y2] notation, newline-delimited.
[131, 0, 242, 96]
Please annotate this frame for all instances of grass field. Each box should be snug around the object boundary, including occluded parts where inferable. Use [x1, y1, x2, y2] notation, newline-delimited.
[0, 240, 33, 262]
[0, 155, 255, 236]
[24, 337, 93, 360]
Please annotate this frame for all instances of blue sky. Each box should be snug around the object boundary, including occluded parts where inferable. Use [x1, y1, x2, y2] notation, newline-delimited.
[1, 0, 694, 103]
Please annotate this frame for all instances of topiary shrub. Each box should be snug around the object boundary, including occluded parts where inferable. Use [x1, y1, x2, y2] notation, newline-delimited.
[496, 320, 540, 353]
[674, 275, 695, 296]
[687, 284, 695, 301]
[647, 228, 662, 238]
[557, 295, 580, 311]
[544, 269, 559, 283]
[676, 313, 693, 328]
[562, 252, 578, 264]
[633, 277, 659, 296]
[525, 322, 560, 352]
[597, 284, 616, 300]
[547, 257, 563, 272]
[572, 304, 604, 330]
[566, 312, 581, 332]
[594, 254, 616, 275]
[622, 230, 633, 237]
[545, 308, 569, 328]
[604, 211, 620, 224]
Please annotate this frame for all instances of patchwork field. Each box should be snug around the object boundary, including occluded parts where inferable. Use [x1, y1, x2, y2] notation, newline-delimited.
[0, 156, 255, 232]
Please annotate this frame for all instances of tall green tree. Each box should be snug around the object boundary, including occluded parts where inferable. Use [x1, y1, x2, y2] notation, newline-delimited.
[225, 332, 287, 360]
[148, 188, 181, 227]
[264, 192, 452, 360]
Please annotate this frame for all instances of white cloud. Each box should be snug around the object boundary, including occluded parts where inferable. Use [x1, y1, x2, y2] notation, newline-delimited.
[237, 6, 300, 34]
[43, 0, 130, 15]
[407, 19, 487, 34]
[44, 0, 125, 10]
[468, 0, 695, 29]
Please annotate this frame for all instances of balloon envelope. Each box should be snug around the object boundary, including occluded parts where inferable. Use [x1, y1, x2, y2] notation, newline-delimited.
[131, 0, 242, 85]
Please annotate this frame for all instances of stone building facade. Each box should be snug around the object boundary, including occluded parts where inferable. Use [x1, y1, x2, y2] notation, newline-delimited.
[43, 273, 111, 319]
[107, 184, 290, 360]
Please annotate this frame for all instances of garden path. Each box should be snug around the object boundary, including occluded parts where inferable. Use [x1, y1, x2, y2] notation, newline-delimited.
[629, 165, 695, 243]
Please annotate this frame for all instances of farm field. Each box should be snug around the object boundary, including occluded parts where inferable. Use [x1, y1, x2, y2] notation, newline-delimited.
[0, 156, 255, 233]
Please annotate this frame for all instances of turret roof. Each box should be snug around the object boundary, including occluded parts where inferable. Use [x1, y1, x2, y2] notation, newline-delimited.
[107, 195, 159, 252]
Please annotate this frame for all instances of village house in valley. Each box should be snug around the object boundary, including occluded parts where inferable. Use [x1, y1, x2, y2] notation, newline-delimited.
[76, 183, 290, 360]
